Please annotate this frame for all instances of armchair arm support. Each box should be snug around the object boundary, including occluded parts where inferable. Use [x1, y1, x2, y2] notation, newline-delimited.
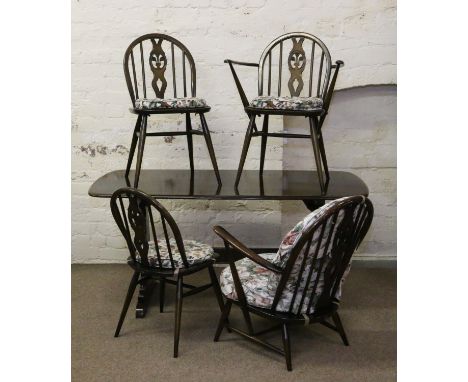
[224, 59, 259, 108]
[322, 60, 344, 112]
[224, 59, 259, 67]
[213, 225, 283, 274]
[331, 60, 344, 69]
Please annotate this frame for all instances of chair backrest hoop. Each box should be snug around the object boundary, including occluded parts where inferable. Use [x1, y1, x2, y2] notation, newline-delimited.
[258, 32, 332, 98]
[110, 187, 189, 269]
[123, 33, 197, 107]
[271, 196, 373, 316]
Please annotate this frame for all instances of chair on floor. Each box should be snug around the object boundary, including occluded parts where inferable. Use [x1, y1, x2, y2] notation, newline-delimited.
[110, 187, 224, 358]
[213, 195, 373, 371]
[225, 32, 344, 192]
[123, 34, 221, 187]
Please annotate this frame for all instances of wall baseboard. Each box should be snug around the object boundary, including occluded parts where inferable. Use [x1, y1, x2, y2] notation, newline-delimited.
[71, 252, 397, 268]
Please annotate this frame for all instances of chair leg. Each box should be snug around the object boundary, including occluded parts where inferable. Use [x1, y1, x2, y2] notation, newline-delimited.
[281, 323, 292, 371]
[240, 305, 254, 335]
[114, 271, 140, 338]
[308, 116, 326, 192]
[125, 114, 142, 178]
[159, 278, 166, 313]
[208, 265, 224, 312]
[185, 113, 194, 173]
[332, 312, 349, 346]
[259, 114, 269, 176]
[134, 114, 148, 188]
[173, 276, 183, 358]
[199, 113, 221, 185]
[208, 265, 231, 332]
[214, 300, 232, 341]
[316, 123, 330, 183]
[282, 324, 292, 371]
[235, 114, 256, 187]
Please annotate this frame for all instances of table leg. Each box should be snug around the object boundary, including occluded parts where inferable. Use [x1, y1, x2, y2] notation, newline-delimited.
[303, 199, 325, 212]
[135, 277, 157, 318]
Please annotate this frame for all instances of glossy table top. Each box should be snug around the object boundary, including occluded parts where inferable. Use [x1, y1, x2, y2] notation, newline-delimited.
[88, 170, 368, 201]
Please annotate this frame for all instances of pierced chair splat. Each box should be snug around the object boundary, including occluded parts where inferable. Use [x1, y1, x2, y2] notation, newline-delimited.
[110, 187, 224, 358]
[123, 34, 221, 187]
[212, 195, 374, 371]
[225, 32, 344, 192]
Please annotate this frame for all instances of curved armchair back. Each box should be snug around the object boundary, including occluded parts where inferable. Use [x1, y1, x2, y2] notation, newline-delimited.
[271, 196, 374, 315]
[258, 32, 332, 99]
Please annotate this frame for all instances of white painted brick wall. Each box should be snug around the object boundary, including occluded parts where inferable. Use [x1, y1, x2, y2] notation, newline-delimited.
[282, 86, 396, 259]
[71, 0, 396, 263]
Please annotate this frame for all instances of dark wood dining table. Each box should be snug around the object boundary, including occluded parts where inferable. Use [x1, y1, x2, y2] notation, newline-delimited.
[88, 169, 369, 317]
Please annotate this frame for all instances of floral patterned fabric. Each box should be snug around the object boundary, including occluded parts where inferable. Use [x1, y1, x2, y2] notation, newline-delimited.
[250, 95, 323, 111]
[220, 253, 279, 309]
[135, 238, 215, 269]
[135, 97, 208, 110]
[220, 197, 363, 315]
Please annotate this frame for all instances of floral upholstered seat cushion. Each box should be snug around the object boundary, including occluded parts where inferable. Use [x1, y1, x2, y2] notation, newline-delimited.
[249, 95, 323, 111]
[134, 97, 208, 110]
[220, 253, 279, 309]
[135, 238, 215, 269]
[219, 251, 342, 314]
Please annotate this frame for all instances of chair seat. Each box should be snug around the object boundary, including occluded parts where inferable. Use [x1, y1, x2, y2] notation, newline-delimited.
[136, 238, 215, 269]
[135, 97, 208, 110]
[249, 95, 323, 111]
[220, 253, 281, 311]
[220, 252, 346, 315]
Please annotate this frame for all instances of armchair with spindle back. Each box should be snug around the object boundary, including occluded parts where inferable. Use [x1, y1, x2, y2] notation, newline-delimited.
[213, 195, 373, 371]
[225, 32, 344, 192]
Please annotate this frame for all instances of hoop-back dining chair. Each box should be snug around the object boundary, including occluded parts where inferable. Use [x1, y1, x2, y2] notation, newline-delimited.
[213, 196, 373, 371]
[225, 32, 344, 192]
[123, 34, 221, 187]
[110, 187, 224, 358]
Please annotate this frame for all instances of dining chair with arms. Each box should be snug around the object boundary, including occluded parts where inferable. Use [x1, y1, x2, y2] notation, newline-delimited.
[213, 195, 373, 370]
[225, 32, 344, 193]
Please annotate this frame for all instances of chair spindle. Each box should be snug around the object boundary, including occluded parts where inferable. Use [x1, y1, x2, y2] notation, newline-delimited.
[148, 206, 163, 268]
[306, 212, 338, 314]
[171, 42, 176, 98]
[161, 215, 175, 269]
[309, 42, 315, 96]
[182, 52, 187, 97]
[288, 235, 314, 314]
[317, 52, 324, 97]
[140, 42, 147, 98]
[278, 41, 283, 96]
[130, 50, 139, 100]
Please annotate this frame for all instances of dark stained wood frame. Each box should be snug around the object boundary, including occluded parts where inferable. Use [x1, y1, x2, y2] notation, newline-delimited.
[89, 169, 370, 318]
[123, 34, 221, 188]
[212, 196, 374, 371]
[225, 32, 344, 194]
[110, 187, 224, 358]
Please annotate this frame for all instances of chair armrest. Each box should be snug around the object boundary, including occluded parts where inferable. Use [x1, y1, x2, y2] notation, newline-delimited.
[224, 59, 259, 67]
[331, 60, 344, 69]
[213, 225, 282, 274]
[322, 60, 344, 112]
[224, 59, 259, 108]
